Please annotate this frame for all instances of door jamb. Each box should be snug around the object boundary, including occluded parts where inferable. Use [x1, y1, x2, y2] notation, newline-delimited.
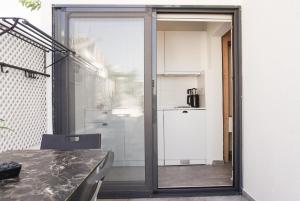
[222, 30, 232, 163]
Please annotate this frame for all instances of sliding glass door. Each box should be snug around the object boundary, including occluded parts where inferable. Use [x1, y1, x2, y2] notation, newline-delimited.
[53, 7, 153, 193]
[53, 5, 241, 197]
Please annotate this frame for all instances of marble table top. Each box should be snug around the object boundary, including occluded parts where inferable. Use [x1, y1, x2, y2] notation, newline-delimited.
[0, 149, 108, 201]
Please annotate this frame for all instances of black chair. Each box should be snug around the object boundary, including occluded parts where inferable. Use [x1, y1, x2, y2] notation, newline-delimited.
[40, 134, 101, 150]
[40, 134, 113, 201]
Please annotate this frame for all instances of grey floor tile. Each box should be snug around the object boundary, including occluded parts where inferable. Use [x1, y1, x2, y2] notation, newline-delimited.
[202, 196, 243, 201]
[105, 166, 145, 182]
[129, 198, 205, 201]
[158, 164, 233, 188]
[241, 197, 251, 201]
[98, 199, 129, 201]
[100, 195, 248, 201]
[129, 196, 242, 201]
[104, 164, 232, 188]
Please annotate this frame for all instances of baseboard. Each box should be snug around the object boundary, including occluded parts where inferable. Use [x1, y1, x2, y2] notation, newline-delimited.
[242, 189, 256, 201]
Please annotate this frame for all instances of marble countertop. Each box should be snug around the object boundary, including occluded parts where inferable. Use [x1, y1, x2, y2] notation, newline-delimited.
[0, 149, 108, 201]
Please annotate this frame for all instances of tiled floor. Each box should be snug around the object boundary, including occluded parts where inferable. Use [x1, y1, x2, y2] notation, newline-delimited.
[158, 163, 232, 187]
[99, 195, 249, 201]
[105, 166, 145, 181]
[105, 163, 232, 188]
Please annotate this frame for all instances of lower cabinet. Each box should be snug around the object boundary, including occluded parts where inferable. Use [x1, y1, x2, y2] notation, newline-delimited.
[162, 109, 206, 165]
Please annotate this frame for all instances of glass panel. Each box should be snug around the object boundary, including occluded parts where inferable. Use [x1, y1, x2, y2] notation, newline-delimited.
[69, 18, 145, 182]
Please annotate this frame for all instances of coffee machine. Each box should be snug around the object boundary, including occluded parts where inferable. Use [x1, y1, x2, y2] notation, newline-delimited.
[187, 88, 200, 108]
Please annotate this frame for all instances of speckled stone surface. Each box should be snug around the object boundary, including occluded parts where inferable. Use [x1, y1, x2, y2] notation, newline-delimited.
[0, 149, 108, 201]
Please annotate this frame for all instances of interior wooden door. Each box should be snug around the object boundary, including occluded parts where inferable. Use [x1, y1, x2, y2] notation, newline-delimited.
[222, 31, 232, 163]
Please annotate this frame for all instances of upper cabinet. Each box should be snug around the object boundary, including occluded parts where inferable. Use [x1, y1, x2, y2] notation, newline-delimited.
[157, 31, 207, 74]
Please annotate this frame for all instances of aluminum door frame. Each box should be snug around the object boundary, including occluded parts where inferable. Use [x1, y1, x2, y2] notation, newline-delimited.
[151, 6, 242, 196]
[52, 6, 154, 197]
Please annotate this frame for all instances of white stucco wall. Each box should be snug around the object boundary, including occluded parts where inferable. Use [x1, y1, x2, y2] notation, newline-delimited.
[2, 0, 300, 201]
[242, 1, 300, 201]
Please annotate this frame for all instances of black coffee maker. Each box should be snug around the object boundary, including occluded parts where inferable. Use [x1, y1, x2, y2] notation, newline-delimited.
[187, 88, 200, 108]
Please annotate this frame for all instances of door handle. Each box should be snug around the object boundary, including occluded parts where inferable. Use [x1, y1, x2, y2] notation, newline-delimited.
[66, 136, 80, 142]
[182, 110, 188, 113]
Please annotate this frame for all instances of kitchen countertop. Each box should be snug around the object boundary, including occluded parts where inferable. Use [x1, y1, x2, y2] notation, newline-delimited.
[0, 149, 108, 201]
[157, 107, 206, 111]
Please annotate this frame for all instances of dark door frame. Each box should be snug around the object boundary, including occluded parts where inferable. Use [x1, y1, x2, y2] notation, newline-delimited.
[151, 6, 242, 197]
[52, 6, 154, 198]
[52, 5, 242, 198]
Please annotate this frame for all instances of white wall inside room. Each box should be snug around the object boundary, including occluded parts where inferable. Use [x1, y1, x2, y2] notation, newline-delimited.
[3, 0, 300, 201]
[157, 76, 205, 109]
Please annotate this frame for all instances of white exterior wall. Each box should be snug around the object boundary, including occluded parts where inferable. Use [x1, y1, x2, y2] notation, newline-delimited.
[242, 1, 300, 201]
[2, 0, 300, 200]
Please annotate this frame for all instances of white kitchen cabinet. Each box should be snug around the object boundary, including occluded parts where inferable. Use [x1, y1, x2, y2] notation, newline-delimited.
[164, 31, 207, 73]
[157, 31, 165, 74]
[157, 110, 164, 166]
[164, 109, 206, 165]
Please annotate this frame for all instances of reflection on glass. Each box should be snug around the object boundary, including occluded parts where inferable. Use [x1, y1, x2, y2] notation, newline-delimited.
[69, 18, 145, 181]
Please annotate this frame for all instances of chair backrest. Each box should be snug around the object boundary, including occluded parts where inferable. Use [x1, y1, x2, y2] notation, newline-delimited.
[40, 134, 101, 150]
